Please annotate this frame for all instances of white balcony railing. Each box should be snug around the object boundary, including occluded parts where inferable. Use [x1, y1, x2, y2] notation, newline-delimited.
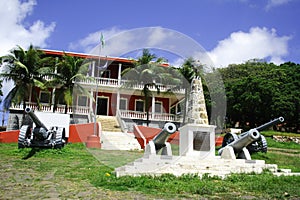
[10, 102, 181, 124]
[78, 77, 185, 93]
[119, 110, 180, 122]
[10, 103, 90, 115]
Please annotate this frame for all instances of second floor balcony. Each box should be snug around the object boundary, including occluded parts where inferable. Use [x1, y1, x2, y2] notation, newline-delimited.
[78, 77, 185, 94]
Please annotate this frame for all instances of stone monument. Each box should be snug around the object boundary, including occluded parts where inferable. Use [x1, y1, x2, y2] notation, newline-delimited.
[179, 77, 216, 159]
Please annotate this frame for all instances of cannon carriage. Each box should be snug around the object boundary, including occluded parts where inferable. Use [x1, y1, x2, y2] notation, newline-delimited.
[144, 122, 177, 156]
[219, 117, 284, 159]
[18, 107, 67, 148]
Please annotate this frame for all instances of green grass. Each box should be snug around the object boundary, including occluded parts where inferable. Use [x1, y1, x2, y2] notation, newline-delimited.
[261, 130, 300, 138]
[263, 136, 300, 150]
[1, 135, 300, 199]
[251, 137, 300, 172]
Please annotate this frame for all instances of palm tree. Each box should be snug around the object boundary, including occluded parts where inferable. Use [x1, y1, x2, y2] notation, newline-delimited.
[122, 49, 181, 126]
[0, 45, 52, 111]
[46, 54, 92, 114]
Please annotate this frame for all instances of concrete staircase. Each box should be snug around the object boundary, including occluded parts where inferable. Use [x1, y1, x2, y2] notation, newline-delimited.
[96, 115, 142, 151]
[101, 131, 142, 151]
[97, 115, 122, 132]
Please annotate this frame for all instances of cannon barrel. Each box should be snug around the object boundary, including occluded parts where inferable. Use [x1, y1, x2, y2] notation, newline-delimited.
[152, 122, 177, 150]
[230, 129, 260, 154]
[239, 117, 284, 137]
[218, 129, 260, 156]
[25, 107, 48, 131]
[255, 116, 284, 132]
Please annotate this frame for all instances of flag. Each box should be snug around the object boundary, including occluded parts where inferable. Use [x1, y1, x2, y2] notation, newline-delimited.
[100, 33, 105, 48]
[97, 59, 108, 71]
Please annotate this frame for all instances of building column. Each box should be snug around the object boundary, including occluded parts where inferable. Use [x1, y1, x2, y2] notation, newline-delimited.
[91, 61, 96, 77]
[90, 88, 94, 113]
[118, 63, 122, 85]
[115, 63, 122, 116]
[51, 57, 59, 112]
[116, 90, 120, 115]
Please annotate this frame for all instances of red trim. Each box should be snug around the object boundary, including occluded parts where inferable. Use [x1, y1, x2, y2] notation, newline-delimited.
[42, 49, 169, 67]
[42, 49, 134, 63]
[0, 130, 19, 143]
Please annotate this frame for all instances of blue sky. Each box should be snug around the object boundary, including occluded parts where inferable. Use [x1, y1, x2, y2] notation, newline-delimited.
[1, 0, 300, 68]
[0, 0, 299, 125]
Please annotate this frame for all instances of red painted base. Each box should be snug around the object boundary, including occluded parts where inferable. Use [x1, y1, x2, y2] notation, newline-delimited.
[85, 135, 101, 148]
[215, 136, 224, 147]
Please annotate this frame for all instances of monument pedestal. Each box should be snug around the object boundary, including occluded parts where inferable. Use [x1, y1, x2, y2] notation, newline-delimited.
[179, 124, 216, 159]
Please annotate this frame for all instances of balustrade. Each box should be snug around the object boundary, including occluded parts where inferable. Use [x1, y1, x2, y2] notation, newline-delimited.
[10, 103, 89, 115]
[119, 110, 178, 122]
[10, 103, 178, 123]
[77, 77, 184, 93]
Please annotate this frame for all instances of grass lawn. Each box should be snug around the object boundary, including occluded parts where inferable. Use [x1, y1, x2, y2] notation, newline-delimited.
[0, 135, 300, 199]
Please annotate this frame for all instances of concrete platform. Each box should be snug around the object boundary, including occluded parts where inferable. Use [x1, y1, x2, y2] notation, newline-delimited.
[114, 155, 298, 178]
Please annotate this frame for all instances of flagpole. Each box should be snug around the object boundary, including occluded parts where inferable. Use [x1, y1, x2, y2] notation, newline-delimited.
[94, 36, 102, 136]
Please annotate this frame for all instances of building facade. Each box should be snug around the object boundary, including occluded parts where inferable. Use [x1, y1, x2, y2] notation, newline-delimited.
[8, 49, 185, 131]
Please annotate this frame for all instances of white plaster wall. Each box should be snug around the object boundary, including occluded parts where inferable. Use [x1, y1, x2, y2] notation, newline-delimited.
[34, 112, 70, 137]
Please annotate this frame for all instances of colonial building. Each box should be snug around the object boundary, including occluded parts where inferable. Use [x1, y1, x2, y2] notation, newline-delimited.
[8, 49, 185, 131]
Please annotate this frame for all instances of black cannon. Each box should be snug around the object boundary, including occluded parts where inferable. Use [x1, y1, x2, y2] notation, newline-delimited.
[144, 122, 177, 156]
[218, 117, 284, 159]
[18, 107, 67, 148]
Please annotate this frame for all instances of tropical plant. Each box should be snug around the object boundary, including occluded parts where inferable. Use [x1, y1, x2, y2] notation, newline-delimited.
[0, 79, 3, 112]
[45, 54, 92, 114]
[122, 49, 181, 126]
[0, 79, 3, 97]
[0, 45, 53, 111]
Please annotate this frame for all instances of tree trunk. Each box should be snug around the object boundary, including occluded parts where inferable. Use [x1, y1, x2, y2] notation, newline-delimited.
[64, 104, 68, 114]
[145, 96, 150, 127]
[21, 98, 27, 126]
[182, 88, 189, 125]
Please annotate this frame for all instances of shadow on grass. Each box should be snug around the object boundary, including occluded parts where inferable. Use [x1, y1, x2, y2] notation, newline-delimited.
[22, 148, 40, 160]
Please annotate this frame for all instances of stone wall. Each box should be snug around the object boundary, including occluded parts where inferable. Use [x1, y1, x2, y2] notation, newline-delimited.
[272, 135, 300, 144]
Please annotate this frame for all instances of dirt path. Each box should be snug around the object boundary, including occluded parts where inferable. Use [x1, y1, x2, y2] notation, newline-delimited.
[0, 163, 150, 200]
[268, 147, 300, 157]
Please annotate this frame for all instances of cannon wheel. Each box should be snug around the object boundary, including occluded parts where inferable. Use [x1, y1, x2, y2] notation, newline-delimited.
[18, 125, 31, 148]
[260, 135, 268, 153]
[222, 132, 238, 147]
[247, 135, 268, 154]
[256, 135, 268, 153]
[53, 127, 66, 148]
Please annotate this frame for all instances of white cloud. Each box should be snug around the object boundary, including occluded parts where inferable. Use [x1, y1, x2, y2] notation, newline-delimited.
[69, 27, 212, 68]
[68, 26, 123, 53]
[71, 26, 291, 69]
[0, 0, 55, 56]
[208, 27, 291, 67]
[169, 57, 185, 68]
[0, 0, 55, 107]
[266, 0, 292, 10]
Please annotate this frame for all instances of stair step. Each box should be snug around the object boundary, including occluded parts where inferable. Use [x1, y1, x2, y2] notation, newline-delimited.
[101, 131, 142, 151]
[97, 116, 122, 132]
